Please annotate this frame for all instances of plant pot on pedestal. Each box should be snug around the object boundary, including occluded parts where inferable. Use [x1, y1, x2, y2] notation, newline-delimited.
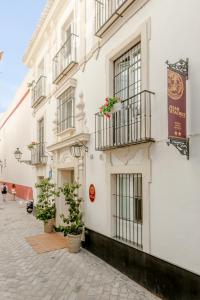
[44, 218, 55, 233]
[59, 182, 84, 254]
[67, 234, 82, 253]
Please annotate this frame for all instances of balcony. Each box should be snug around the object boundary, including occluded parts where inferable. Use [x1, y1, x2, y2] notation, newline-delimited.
[53, 33, 77, 84]
[32, 76, 46, 108]
[95, 0, 136, 37]
[31, 143, 47, 165]
[95, 90, 154, 151]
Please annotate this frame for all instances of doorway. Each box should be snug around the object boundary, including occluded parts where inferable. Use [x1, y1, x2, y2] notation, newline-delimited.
[56, 169, 74, 226]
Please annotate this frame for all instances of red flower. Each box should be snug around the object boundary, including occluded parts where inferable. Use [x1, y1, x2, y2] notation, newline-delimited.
[105, 97, 109, 103]
[105, 113, 111, 119]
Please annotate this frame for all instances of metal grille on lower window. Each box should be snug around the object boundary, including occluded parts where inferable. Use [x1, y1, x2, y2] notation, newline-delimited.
[57, 87, 74, 133]
[113, 174, 142, 248]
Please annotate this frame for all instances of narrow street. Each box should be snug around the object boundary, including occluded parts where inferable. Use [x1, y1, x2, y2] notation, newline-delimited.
[0, 196, 159, 300]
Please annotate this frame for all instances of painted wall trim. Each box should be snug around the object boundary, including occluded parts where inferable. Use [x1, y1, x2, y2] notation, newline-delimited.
[0, 89, 30, 130]
[0, 181, 33, 201]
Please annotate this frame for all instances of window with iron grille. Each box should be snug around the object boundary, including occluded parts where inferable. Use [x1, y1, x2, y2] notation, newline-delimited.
[114, 42, 141, 101]
[57, 87, 75, 133]
[95, 0, 128, 34]
[112, 42, 141, 145]
[113, 173, 143, 248]
[38, 118, 45, 157]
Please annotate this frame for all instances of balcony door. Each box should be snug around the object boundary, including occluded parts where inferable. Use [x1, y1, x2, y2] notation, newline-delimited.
[38, 118, 44, 158]
[61, 24, 72, 69]
[113, 42, 141, 145]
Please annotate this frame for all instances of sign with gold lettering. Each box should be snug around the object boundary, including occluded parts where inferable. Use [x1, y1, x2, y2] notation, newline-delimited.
[168, 68, 186, 139]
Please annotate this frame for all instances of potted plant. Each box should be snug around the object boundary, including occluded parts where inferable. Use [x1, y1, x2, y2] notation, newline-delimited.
[35, 178, 59, 233]
[59, 182, 84, 253]
[99, 97, 120, 118]
[27, 141, 39, 150]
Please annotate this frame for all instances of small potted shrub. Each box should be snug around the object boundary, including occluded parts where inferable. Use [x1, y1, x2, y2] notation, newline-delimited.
[59, 182, 84, 253]
[99, 97, 120, 118]
[27, 141, 39, 150]
[35, 178, 59, 233]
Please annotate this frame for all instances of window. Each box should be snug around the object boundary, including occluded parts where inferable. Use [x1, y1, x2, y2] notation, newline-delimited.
[113, 173, 142, 248]
[112, 43, 141, 145]
[114, 42, 141, 101]
[38, 58, 45, 78]
[38, 118, 45, 157]
[57, 87, 75, 133]
[61, 24, 72, 66]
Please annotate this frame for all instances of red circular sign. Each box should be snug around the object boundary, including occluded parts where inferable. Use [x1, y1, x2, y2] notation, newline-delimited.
[89, 184, 95, 202]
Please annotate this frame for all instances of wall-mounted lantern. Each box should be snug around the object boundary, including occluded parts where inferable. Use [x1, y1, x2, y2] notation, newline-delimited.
[14, 148, 31, 165]
[14, 148, 22, 162]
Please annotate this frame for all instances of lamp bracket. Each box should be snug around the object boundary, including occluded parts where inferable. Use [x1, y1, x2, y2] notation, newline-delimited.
[167, 138, 189, 160]
[76, 141, 88, 152]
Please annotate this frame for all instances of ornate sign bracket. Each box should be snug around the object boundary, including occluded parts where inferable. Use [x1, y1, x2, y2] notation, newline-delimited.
[166, 58, 189, 79]
[167, 138, 189, 160]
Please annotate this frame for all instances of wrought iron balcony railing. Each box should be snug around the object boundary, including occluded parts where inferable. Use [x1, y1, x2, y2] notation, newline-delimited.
[31, 143, 46, 165]
[32, 76, 46, 108]
[53, 33, 77, 84]
[95, 90, 154, 151]
[95, 0, 136, 37]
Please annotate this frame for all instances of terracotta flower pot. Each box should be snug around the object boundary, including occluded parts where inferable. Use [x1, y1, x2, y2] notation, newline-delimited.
[67, 234, 82, 253]
[44, 218, 55, 233]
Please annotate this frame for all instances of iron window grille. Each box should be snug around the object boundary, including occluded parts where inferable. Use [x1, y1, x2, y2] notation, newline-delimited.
[31, 119, 46, 165]
[52, 33, 77, 83]
[31, 143, 46, 165]
[95, 0, 136, 36]
[113, 173, 143, 248]
[57, 87, 75, 133]
[32, 76, 46, 107]
[95, 43, 154, 150]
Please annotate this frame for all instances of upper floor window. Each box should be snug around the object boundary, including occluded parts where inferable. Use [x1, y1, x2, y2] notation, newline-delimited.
[38, 58, 45, 77]
[95, 42, 154, 150]
[31, 118, 46, 165]
[95, 0, 136, 37]
[57, 87, 75, 133]
[53, 23, 77, 84]
[114, 42, 141, 101]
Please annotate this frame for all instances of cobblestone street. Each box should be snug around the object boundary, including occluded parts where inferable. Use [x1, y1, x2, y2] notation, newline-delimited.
[0, 196, 160, 300]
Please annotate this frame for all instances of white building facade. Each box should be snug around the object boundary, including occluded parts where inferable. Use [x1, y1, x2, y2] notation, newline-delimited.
[1, 0, 200, 298]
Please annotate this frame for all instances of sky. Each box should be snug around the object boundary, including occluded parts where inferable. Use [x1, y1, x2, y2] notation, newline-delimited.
[0, 0, 47, 113]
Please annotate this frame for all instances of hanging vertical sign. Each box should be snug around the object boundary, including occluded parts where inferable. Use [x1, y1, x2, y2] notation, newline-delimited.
[168, 68, 186, 139]
[166, 59, 189, 159]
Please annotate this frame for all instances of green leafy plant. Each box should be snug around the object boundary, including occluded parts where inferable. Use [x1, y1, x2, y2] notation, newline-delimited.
[27, 141, 39, 150]
[99, 97, 119, 118]
[58, 183, 84, 236]
[35, 178, 59, 223]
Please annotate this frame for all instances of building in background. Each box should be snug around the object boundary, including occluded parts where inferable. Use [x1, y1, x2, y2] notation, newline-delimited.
[0, 74, 34, 200]
[1, 0, 200, 298]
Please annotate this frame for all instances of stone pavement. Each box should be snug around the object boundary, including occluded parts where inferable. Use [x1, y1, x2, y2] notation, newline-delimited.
[0, 195, 160, 300]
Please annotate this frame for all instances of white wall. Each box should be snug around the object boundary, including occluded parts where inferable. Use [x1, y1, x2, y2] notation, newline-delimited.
[0, 74, 35, 192]
[5, 0, 200, 275]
